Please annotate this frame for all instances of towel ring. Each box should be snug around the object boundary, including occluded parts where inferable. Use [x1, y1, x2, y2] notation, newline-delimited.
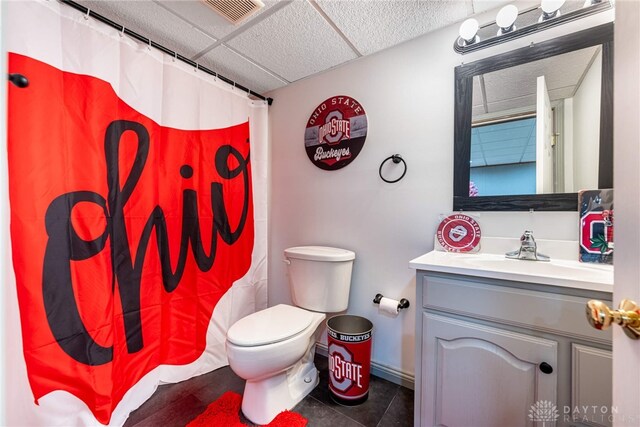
[379, 154, 407, 183]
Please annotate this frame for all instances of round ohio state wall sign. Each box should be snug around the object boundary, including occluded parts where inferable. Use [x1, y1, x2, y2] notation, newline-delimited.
[304, 95, 368, 170]
[436, 214, 481, 253]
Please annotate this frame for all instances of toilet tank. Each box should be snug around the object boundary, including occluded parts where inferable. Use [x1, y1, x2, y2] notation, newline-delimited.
[284, 246, 355, 313]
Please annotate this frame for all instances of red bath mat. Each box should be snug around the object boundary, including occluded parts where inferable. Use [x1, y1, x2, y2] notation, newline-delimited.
[186, 391, 307, 427]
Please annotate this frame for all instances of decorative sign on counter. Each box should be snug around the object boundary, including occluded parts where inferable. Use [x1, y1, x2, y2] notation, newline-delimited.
[436, 214, 481, 253]
[304, 95, 368, 171]
[579, 189, 613, 264]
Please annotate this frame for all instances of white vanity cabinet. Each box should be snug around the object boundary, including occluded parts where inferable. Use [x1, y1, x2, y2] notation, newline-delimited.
[414, 271, 613, 427]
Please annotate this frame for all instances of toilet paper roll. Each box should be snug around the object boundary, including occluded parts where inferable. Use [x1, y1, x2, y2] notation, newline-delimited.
[378, 297, 400, 317]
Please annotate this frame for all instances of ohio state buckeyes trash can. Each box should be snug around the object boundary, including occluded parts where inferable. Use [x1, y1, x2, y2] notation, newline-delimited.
[327, 315, 373, 405]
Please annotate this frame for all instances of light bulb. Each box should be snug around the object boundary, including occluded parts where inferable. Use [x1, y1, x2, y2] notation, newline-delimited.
[496, 5, 518, 35]
[540, 0, 566, 20]
[459, 18, 480, 45]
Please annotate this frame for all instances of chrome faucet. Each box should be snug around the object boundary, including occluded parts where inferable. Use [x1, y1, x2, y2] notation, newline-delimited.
[505, 230, 550, 261]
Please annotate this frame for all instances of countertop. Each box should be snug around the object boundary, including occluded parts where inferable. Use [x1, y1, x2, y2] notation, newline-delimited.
[410, 250, 613, 292]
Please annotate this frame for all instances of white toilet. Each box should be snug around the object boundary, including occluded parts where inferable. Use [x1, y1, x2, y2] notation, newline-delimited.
[225, 246, 355, 425]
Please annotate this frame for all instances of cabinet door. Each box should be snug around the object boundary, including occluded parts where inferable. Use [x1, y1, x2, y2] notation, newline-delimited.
[571, 345, 612, 427]
[422, 313, 558, 427]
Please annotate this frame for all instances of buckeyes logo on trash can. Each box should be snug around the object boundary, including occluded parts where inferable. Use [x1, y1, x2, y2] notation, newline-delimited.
[328, 342, 364, 392]
[304, 96, 368, 170]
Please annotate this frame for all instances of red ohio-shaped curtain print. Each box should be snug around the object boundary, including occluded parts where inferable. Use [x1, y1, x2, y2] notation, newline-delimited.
[7, 53, 254, 424]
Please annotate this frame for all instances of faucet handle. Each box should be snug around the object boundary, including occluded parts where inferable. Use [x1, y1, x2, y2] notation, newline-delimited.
[506, 230, 550, 261]
[521, 230, 535, 241]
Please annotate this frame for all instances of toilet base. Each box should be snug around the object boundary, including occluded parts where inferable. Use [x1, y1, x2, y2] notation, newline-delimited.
[241, 341, 320, 425]
[241, 361, 318, 425]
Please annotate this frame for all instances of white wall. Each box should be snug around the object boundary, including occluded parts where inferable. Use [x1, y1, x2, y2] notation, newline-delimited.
[563, 97, 575, 191]
[572, 49, 602, 191]
[268, 7, 614, 382]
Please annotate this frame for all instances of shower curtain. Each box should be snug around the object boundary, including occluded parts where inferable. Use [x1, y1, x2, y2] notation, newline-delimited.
[4, 1, 268, 425]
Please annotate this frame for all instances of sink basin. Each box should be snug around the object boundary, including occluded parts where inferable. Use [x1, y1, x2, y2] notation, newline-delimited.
[466, 255, 612, 282]
[409, 251, 613, 292]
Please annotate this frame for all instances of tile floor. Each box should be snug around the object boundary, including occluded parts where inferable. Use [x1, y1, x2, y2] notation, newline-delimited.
[123, 353, 414, 427]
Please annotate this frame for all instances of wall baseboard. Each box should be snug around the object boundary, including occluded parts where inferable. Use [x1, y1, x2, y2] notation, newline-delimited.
[315, 343, 415, 391]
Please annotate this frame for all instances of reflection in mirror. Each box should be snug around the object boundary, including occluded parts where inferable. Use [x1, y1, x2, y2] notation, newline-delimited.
[453, 23, 613, 211]
[469, 46, 602, 197]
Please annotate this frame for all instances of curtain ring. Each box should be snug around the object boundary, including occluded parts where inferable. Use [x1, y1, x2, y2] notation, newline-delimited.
[194, 63, 199, 72]
[120, 26, 125, 37]
[173, 52, 177, 62]
[379, 154, 407, 183]
[148, 39, 152, 51]
[84, 8, 90, 20]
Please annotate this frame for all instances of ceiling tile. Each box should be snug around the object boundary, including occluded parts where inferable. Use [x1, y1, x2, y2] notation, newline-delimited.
[481, 46, 599, 105]
[226, 0, 357, 82]
[472, 105, 486, 117]
[70, 1, 495, 96]
[158, 0, 283, 40]
[317, 0, 472, 56]
[76, 0, 216, 57]
[548, 86, 578, 101]
[200, 45, 287, 94]
[486, 96, 536, 114]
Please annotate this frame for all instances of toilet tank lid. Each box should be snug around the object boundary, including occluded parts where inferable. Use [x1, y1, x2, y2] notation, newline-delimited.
[227, 304, 315, 347]
[284, 246, 355, 262]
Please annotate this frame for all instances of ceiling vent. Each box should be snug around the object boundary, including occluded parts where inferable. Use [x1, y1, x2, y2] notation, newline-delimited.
[202, 0, 265, 24]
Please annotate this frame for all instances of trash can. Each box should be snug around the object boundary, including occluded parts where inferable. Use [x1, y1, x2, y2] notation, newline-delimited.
[327, 315, 373, 406]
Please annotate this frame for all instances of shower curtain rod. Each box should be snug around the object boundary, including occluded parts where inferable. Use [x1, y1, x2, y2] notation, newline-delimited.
[60, 0, 274, 106]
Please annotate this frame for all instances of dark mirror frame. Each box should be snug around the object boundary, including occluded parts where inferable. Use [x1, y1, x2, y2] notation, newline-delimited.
[453, 23, 613, 211]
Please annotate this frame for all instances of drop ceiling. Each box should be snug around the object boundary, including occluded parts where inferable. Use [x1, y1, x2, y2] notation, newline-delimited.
[472, 45, 600, 119]
[73, 0, 512, 96]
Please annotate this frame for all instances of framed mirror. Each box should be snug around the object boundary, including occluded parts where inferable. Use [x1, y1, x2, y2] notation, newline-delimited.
[453, 23, 613, 211]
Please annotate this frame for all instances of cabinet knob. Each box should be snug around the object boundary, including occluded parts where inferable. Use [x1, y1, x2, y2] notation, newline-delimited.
[586, 299, 640, 340]
[539, 362, 553, 374]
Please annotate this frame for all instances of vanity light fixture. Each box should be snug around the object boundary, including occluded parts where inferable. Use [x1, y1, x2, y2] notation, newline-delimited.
[453, 0, 612, 54]
[458, 18, 480, 46]
[540, 0, 566, 21]
[496, 5, 518, 35]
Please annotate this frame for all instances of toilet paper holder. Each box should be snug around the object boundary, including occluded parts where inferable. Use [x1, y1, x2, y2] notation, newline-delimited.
[373, 293, 410, 310]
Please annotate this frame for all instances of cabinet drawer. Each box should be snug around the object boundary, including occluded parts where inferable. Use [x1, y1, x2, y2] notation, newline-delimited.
[423, 275, 612, 343]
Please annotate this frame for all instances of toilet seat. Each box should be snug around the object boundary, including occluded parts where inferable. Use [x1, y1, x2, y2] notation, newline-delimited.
[227, 304, 315, 347]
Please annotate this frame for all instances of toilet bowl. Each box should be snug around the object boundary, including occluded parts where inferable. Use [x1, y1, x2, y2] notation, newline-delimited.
[225, 246, 355, 424]
[226, 304, 325, 425]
